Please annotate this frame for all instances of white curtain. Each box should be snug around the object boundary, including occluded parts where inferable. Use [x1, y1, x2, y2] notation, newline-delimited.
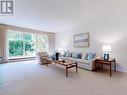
[0, 25, 9, 62]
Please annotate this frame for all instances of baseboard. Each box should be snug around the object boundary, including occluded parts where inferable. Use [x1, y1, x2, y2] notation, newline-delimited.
[117, 68, 127, 73]
[9, 57, 35, 62]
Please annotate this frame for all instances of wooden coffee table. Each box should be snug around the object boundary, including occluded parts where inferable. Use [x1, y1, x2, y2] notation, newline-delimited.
[55, 60, 78, 77]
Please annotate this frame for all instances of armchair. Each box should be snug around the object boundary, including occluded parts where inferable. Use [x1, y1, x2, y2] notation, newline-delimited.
[36, 52, 52, 65]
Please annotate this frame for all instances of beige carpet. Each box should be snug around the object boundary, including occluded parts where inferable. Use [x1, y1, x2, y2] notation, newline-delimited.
[0, 60, 127, 95]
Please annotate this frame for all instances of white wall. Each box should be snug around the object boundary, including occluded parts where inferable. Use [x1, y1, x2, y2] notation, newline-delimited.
[0, 25, 2, 57]
[55, 10, 127, 73]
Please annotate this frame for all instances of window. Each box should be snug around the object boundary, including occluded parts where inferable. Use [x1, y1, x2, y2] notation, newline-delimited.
[8, 30, 48, 58]
[36, 34, 48, 52]
[8, 31, 24, 57]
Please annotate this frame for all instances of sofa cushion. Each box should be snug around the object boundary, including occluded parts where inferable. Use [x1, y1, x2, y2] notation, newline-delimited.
[65, 57, 76, 62]
[76, 59, 90, 65]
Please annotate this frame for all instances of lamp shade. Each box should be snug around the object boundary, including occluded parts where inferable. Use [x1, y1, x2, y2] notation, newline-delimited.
[57, 48, 64, 54]
[102, 45, 111, 52]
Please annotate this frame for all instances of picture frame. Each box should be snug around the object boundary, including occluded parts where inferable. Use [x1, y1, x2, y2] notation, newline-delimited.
[104, 54, 109, 61]
[74, 33, 89, 47]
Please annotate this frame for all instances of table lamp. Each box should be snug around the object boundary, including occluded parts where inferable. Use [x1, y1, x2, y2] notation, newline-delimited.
[102, 45, 111, 60]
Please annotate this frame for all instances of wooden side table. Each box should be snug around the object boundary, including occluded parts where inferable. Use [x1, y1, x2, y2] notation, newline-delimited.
[95, 58, 116, 77]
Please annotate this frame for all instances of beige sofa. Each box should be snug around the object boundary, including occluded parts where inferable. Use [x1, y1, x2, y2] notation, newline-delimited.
[61, 52, 97, 71]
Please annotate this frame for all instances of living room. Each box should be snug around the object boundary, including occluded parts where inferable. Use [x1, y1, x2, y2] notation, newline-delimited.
[0, 0, 127, 95]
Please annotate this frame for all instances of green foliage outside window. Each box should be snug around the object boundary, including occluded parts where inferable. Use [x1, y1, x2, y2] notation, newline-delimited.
[8, 30, 48, 58]
[9, 40, 34, 57]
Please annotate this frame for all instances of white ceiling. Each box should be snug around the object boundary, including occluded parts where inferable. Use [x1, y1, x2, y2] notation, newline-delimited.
[0, 0, 127, 32]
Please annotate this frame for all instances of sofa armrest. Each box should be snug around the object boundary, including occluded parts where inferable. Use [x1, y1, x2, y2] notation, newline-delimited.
[89, 56, 101, 70]
[89, 59, 96, 71]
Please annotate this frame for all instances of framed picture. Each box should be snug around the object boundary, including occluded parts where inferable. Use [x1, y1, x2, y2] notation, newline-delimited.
[74, 33, 89, 47]
[104, 54, 109, 61]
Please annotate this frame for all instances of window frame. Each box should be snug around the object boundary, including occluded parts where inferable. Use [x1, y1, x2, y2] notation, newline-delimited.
[7, 30, 49, 59]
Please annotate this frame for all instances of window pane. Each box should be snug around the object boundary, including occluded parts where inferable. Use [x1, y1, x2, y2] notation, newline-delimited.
[8, 31, 23, 57]
[36, 34, 48, 52]
[24, 33, 36, 56]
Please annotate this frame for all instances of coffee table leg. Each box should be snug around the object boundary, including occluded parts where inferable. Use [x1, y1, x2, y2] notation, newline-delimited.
[114, 60, 116, 71]
[76, 63, 78, 73]
[66, 66, 68, 77]
[95, 60, 97, 72]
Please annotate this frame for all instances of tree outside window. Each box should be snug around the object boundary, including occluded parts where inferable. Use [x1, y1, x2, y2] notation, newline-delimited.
[8, 30, 48, 58]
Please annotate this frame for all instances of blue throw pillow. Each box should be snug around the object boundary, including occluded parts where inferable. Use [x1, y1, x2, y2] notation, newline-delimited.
[66, 52, 72, 57]
[85, 53, 89, 60]
[72, 52, 77, 58]
[63, 51, 67, 57]
[82, 53, 89, 60]
[87, 52, 96, 60]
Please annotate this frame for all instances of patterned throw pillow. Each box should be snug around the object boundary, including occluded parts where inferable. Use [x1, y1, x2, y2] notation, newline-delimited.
[63, 51, 67, 57]
[66, 52, 72, 57]
[87, 52, 96, 60]
[72, 52, 77, 58]
[82, 53, 89, 60]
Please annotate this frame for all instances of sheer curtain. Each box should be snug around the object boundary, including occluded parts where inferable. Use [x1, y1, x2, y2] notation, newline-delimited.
[0, 25, 9, 62]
